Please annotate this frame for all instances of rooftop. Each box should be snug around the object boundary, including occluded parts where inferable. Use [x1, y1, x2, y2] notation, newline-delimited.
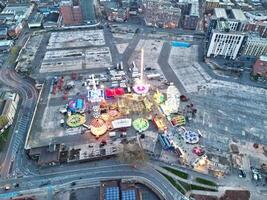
[231, 9, 247, 21]
[247, 34, 267, 42]
[190, 2, 199, 17]
[28, 12, 44, 25]
[214, 8, 247, 22]
[0, 40, 13, 46]
[1, 3, 33, 23]
[0, 27, 7, 36]
[100, 180, 140, 200]
[140, 130, 158, 153]
[245, 11, 267, 22]
[214, 8, 228, 19]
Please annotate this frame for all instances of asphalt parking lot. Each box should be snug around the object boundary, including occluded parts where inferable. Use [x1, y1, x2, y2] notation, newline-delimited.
[40, 47, 112, 73]
[190, 81, 267, 148]
[47, 30, 105, 49]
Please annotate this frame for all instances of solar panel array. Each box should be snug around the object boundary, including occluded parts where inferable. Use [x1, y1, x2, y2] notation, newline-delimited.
[121, 189, 136, 200]
[105, 187, 120, 200]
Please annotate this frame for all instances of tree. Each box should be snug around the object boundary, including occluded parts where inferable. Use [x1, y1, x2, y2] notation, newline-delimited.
[0, 115, 9, 129]
[8, 46, 21, 65]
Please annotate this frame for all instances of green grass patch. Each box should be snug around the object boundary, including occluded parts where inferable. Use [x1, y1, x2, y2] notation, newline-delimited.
[175, 181, 217, 192]
[195, 177, 217, 187]
[8, 46, 21, 65]
[158, 169, 218, 194]
[190, 184, 217, 192]
[163, 166, 188, 179]
[158, 171, 186, 194]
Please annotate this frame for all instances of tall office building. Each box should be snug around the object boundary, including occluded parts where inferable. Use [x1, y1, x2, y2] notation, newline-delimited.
[183, 0, 199, 30]
[60, 0, 82, 25]
[207, 21, 245, 59]
[80, 0, 95, 23]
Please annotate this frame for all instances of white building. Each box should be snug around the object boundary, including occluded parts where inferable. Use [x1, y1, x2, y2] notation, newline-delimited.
[207, 30, 245, 59]
[242, 35, 267, 57]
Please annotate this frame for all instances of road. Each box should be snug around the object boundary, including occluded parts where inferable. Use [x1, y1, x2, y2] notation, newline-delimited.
[0, 70, 37, 177]
[158, 42, 187, 94]
[0, 164, 187, 200]
[0, 27, 38, 178]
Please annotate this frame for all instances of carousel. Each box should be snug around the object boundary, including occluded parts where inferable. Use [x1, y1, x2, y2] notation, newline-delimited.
[90, 118, 108, 138]
[133, 118, 149, 132]
[67, 114, 86, 127]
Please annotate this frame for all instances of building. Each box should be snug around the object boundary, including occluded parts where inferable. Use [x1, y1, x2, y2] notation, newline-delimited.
[0, 1, 4, 12]
[144, 0, 181, 29]
[28, 12, 44, 28]
[175, 2, 191, 16]
[217, 0, 235, 8]
[28, 144, 61, 166]
[60, 0, 82, 25]
[106, 7, 129, 22]
[183, 0, 199, 30]
[38, 5, 60, 17]
[100, 180, 141, 200]
[0, 91, 19, 133]
[28, 139, 123, 165]
[0, 27, 7, 39]
[204, 0, 219, 13]
[100, 0, 129, 22]
[253, 56, 267, 77]
[0, 40, 13, 51]
[140, 130, 158, 155]
[80, 0, 95, 23]
[241, 22, 267, 38]
[242, 34, 267, 57]
[116, 8, 129, 22]
[43, 12, 60, 29]
[241, 11, 267, 38]
[213, 8, 247, 31]
[214, 7, 227, 19]
[0, 4, 33, 37]
[205, 0, 235, 13]
[207, 29, 245, 59]
[1, 4, 33, 22]
[207, 8, 248, 39]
